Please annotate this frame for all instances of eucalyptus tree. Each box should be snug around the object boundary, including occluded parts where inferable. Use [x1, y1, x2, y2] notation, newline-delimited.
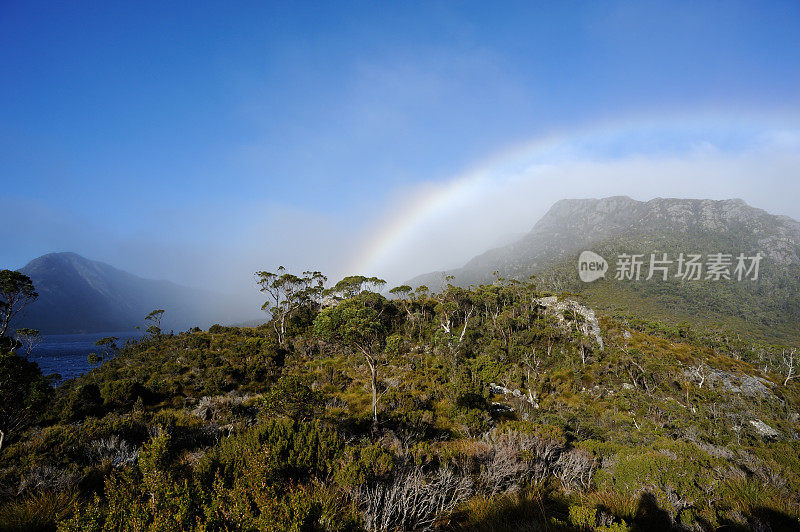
[88, 336, 120, 367]
[389, 285, 414, 319]
[314, 291, 393, 428]
[145, 309, 165, 337]
[325, 275, 386, 300]
[434, 284, 474, 358]
[256, 267, 327, 346]
[14, 328, 42, 359]
[0, 270, 38, 338]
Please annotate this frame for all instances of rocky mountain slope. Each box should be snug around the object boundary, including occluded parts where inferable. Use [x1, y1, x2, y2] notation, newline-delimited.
[409, 197, 800, 343]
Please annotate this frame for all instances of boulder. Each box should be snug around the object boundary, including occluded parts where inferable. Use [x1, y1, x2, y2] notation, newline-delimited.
[749, 419, 780, 439]
[534, 296, 604, 351]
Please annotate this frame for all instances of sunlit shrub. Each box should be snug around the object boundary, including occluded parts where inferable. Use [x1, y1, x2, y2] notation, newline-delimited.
[0, 490, 76, 532]
[336, 442, 395, 488]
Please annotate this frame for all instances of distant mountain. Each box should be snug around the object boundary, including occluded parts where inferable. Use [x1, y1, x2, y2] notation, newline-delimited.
[409, 197, 800, 343]
[13, 252, 259, 334]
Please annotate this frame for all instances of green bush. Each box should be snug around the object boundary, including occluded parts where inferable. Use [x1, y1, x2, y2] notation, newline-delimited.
[263, 374, 324, 421]
[63, 384, 104, 421]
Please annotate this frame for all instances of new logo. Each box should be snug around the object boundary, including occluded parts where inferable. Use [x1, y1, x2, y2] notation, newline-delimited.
[578, 251, 608, 282]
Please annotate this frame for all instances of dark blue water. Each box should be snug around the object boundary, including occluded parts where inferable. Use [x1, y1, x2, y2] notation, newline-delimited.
[28, 331, 143, 383]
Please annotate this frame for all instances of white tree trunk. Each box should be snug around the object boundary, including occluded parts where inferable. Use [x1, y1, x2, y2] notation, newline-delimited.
[367, 357, 378, 427]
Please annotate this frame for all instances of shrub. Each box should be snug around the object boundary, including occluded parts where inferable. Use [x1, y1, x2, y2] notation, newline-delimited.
[454, 485, 551, 532]
[556, 448, 596, 492]
[568, 504, 596, 530]
[100, 379, 150, 409]
[196, 419, 342, 487]
[63, 384, 104, 421]
[263, 374, 324, 421]
[336, 443, 395, 487]
[0, 490, 76, 532]
[0, 351, 51, 450]
[89, 435, 138, 467]
[480, 427, 565, 494]
[356, 466, 472, 531]
[60, 433, 196, 531]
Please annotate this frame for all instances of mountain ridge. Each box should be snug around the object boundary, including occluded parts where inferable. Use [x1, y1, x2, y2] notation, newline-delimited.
[409, 196, 800, 288]
[408, 196, 800, 343]
[14, 252, 258, 334]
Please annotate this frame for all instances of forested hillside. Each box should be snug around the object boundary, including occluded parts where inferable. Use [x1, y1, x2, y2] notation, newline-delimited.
[535, 232, 800, 345]
[410, 197, 800, 345]
[1, 271, 799, 531]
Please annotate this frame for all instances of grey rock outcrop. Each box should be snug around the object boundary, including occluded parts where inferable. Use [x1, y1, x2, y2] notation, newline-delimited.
[685, 367, 776, 400]
[749, 419, 780, 439]
[534, 296, 604, 351]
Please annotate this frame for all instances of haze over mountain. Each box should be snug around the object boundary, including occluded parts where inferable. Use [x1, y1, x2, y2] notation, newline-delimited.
[410, 196, 800, 343]
[14, 252, 260, 334]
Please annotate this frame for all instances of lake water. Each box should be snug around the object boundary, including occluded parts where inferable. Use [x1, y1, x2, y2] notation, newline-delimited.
[27, 331, 144, 383]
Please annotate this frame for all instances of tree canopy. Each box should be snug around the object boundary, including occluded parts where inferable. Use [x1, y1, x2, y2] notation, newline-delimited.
[256, 267, 326, 345]
[314, 290, 393, 427]
[0, 270, 38, 338]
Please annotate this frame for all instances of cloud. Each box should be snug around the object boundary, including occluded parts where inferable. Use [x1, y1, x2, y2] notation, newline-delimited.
[3, 115, 798, 300]
[354, 118, 800, 285]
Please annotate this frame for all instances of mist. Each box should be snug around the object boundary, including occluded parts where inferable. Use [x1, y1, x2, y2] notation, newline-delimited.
[3, 3, 798, 303]
[351, 118, 800, 285]
[3, 117, 797, 300]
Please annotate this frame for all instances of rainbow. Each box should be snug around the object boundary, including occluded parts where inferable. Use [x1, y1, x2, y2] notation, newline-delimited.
[349, 112, 798, 279]
[349, 134, 565, 277]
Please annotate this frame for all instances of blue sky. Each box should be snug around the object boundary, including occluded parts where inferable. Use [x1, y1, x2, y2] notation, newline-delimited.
[1, 1, 799, 291]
